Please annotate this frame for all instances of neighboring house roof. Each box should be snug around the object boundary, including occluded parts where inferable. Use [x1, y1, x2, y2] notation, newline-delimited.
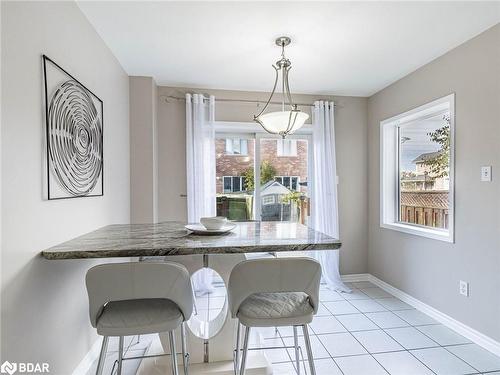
[412, 151, 441, 164]
[400, 191, 449, 209]
[260, 180, 292, 196]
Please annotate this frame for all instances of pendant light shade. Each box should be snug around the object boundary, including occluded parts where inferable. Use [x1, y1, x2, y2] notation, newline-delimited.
[254, 37, 309, 138]
[257, 110, 309, 135]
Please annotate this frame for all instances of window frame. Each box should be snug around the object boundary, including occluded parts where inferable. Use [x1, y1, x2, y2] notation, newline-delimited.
[215, 122, 313, 221]
[274, 175, 300, 191]
[222, 176, 246, 193]
[380, 94, 455, 243]
[225, 138, 248, 155]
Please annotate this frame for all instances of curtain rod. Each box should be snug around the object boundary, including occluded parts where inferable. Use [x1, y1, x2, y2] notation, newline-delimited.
[161, 95, 337, 108]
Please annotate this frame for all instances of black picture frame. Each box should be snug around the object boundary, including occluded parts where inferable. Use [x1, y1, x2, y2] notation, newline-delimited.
[43, 55, 104, 200]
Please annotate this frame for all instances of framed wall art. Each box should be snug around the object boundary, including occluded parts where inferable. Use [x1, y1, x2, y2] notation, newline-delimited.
[43, 55, 103, 200]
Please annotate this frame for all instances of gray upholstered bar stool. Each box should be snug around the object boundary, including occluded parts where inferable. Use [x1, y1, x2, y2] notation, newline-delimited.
[86, 262, 194, 375]
[228, 257, 321, 375]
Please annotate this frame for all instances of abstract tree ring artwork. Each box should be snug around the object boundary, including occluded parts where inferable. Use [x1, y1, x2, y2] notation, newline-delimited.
[43, 55, 103, 199]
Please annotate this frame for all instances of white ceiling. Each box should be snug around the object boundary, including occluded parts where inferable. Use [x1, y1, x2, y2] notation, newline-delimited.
[78, 1, 500, 96]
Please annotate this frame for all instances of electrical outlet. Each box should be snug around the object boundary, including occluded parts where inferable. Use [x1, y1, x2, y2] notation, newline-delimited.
[459, 281, 469, 297]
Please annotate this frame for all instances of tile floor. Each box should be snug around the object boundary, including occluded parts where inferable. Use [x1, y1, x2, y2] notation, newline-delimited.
[88, 281, 500, 375]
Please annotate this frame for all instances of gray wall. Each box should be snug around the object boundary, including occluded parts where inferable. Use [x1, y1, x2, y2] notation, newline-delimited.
[1, 2, 130, 372]
[129, 76, 158, 223]
[367, 24, 500, 341]
[155, 86, 369, 275]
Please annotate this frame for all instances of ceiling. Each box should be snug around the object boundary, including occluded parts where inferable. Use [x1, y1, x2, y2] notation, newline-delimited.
[78, 1, 500, 96]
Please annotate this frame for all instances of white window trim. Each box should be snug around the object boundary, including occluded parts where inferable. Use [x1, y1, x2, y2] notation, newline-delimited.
[380, 93, 455, 243]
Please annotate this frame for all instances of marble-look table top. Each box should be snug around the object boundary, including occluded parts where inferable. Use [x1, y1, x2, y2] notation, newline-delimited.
[41, 221, 341, 260]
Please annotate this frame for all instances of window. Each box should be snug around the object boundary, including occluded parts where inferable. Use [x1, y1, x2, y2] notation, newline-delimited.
[277, 139, 297, 156]
[380, 94, 454, 242]
[215, 129, 311, 224]
[275, 176, 299, 191]
[222, 176, 246, 193]
[225, 138, 248, 155]
[262, 196, 275, 205]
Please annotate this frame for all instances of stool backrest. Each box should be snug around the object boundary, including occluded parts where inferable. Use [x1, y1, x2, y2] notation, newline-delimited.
[86, 262, 193, 327]
[228, 257, 321, 318]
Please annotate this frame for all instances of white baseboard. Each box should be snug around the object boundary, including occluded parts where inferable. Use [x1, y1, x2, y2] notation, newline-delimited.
[340, 273, 370, 282]
[341, 273, 500, 357]
[72, 337, 102, 375]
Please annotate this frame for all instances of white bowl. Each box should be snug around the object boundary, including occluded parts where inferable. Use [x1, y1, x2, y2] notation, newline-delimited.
[200, 216, 227, 230]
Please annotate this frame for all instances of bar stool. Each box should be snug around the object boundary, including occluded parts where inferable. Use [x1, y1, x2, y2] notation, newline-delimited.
[228, 257, 321, 375]
[86, 262, 194, 375]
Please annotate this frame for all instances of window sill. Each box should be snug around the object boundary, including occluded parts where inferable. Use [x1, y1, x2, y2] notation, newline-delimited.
[380, 222, 454, 243]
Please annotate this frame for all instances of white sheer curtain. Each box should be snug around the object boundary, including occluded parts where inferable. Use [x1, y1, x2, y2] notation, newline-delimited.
[311, 101, 351, 293]
[186, 93, 216, 295]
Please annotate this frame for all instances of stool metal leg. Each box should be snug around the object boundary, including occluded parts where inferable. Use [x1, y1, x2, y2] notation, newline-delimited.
[95, 336, 108, 375]
[169, 331, 179, 375]
[293, 326, 301, 375]
[239, 326, 250, 375]
[181, 323, 189, 375]
[234, 322, 241, 375]
[302, 325, 316, 375]
[117, 336, 124, 375]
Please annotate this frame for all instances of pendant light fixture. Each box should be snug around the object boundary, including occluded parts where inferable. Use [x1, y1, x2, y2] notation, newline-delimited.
[254, 36, 309, 138]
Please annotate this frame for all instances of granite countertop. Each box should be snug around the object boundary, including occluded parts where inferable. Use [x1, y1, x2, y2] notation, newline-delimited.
[41, 221, 341, 260]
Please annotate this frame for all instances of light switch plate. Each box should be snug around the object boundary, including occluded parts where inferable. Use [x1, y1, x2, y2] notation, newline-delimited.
[481, 166, 492, 182]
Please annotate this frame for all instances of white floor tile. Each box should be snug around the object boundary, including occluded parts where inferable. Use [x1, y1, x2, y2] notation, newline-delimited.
[271, 361, 297, 374]
[416, 325, 471, 346]
[411, 347, 477, 375]
[318, 332, 368, 357]
[349, 299, 388, 313]
[343, 290, 371, 300]
[313, 358, 344, 375]
[283, 334, 330, 359]
[286, 358, 343, 375]
[352, 329, 404, 353]
[374, 350, 434, 375]
[256, 326, 281, 340]
[365, 311, 411, 329]
[277, 326, 303, 338]
[263, 338, 290, 363]
[385, 327, 439, 350]
[335, 354, 389, 375]
[375, 297, 414, 311]
[361, 287, 393, 298]
[394, 309, 439, 326]
[323, 300, 360, 315]
[446, 344, 500, 373]
[352, 281, 377, 289]
[319, 290, 345, 301]
[310, 315, 346, 334]
[316, 302, 333, 317]
[336, 313, 379, 331]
